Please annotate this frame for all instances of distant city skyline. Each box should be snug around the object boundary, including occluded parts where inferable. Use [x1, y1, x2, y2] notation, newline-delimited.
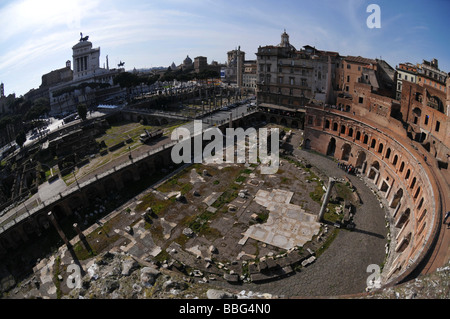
[1, 0, 449, 97]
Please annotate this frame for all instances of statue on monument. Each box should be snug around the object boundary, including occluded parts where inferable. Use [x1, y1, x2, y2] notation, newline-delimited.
[79, 32, 89, 42]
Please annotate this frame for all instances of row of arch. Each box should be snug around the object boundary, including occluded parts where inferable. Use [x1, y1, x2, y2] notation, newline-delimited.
[307, 112, 436, 278]
[258, 113, 303, 129]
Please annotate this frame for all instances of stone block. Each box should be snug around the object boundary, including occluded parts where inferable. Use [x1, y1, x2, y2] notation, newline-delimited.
[223, 273, 240, 283]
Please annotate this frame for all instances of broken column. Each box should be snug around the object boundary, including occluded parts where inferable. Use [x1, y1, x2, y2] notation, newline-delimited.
[317, 178, 336, 222]
[73, 223, 91, 252]
[48, 211, 71, 248]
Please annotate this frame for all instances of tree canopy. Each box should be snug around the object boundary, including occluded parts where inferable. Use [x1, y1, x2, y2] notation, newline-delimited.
[24, 98, 50, 121]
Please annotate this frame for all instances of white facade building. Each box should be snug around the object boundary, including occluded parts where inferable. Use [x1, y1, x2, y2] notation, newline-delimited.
[48, 36, 124, 115]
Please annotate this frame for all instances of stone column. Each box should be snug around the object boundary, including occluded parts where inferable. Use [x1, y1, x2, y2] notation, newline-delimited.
[73, 223, 91, 252]
[73, 223, 82, 237]
[48, 211, 71, 248]
[318, 178, 336, 222]
[361, 161, 367, 175]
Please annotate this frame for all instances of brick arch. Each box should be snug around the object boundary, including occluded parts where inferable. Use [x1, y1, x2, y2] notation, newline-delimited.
[355, 150, 366, 169]
[85, 185, 103, 201]
[51, 204, 66, 221]
[260, 114, 267, 123]
[121, 169, 134, 186]
[138, 161, 151, 176]
[341, 143, 351, 161]
[326, 137, 336, 156]
[390, 188, 404, 208]
[302, 107, 442, 287]
[68, 194, 84, 212]
[22, 221, 37, 236]
[104, 177, 118, 195]
[347, 127, 354, 137]
[37, 214, 51, 230]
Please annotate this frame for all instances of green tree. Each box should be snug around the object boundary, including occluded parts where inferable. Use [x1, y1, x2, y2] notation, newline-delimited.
[25, 97, 50, 121]
[77, 103, 88, 121]
[113, 72, 141, 88]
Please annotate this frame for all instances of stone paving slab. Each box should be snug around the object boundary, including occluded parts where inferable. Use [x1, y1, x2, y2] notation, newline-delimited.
[242, 189, 321, 250]
[203, 192, 223, 207]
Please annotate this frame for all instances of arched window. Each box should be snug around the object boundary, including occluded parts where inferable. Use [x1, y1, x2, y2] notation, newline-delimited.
[399, 162, 405, 173]
[371, 139, 376, 148]
[418, 198, 424, 210]
[378, 143, 384, 153]
[385, 148, 391, 159]
[393, 155, 398, 166]
[363, 134, 369, 144]
[333, 122, 338, 131]
[405, 169, 411, 180]
[410, 177, 416, 189]
[348, 128, 354, 137]
[414, 186, 421, 199]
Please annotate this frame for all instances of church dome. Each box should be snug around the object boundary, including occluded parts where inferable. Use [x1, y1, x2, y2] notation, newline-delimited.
[184, 55, 192, 65]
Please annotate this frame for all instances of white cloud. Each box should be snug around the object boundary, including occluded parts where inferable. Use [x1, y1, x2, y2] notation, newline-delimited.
[0, 0, 448, 96]
[0, 0, 100, 42]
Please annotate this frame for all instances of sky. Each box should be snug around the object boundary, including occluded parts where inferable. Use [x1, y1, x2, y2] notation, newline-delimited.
[0, 0, 449, 97]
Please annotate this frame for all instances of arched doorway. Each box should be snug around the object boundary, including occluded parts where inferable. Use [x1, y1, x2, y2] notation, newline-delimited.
[355, 151, 366, 169]
[368, 161, 380, 180]
[326, 138, 336, 157]
[341, 143, 351, 161]
[395, 209, 410, 229]
[51, 205, 66, 221]
[390, 188, 403, 208]
[304, 139, 311, 150]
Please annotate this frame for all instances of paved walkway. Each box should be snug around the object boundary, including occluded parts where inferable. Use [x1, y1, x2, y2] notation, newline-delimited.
[212, 133, 389, 297]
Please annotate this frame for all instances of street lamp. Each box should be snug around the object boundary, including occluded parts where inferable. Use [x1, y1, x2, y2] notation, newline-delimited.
[128, 146, 133, 161]
[72, 171, 80, 189]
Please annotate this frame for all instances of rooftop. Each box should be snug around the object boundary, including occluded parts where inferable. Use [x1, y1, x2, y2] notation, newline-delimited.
[345, 56, 377, 65]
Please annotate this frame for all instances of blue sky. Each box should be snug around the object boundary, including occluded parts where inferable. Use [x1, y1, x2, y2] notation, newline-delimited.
[0, 0, 449, 97]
